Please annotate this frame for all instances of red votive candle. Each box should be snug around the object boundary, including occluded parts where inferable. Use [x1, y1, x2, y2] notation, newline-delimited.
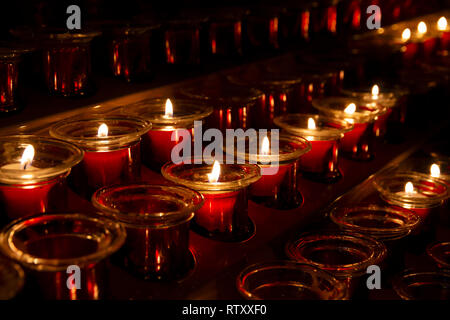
[94, 22, 160, 82]
[164, 17, 206, 66]
[93, 184, 203, 280]
[124, 98, 212, 170]
[207, 8, 245, 58]
[39, 30, 100, 97]
[0, 213, 125, 300]
[313, 96, 381, 161]
[274, 113, 352, 183]
[245, 7, 280, 52]
[373, 172, 449, 219]
[0, 135, 83, 220]
[162, 161, 261, 242]
[0, 48, 27, 114]
[50, 115, 150, 198]
[181, 75, 264, 132]
[227, 64, 302, 129]
[228, 132, 311, 209]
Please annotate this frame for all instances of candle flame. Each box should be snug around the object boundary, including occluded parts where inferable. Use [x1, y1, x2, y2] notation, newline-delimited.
[437, 17, 448, 31]
[307, 117, 316, 130]
[97, 123, 108, 137]
[344, 103, 356, 115]
[405, 181, 414, 193]
[430, 163, 440, 178]
[261, 136, 270, 156]
[207, 160, 221, 183]
[418, 21, 427, 35]
[165, 98, 173, 118]
[402, 28, 411, 41]
[371, 84, 379, 96]
[20, 145, 35, 170]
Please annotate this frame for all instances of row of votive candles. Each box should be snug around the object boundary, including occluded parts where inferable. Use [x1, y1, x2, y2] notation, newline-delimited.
[0, 81, 406, 221]
[238, 158, 450, 300]
[1, 166, 449, 299]
[1, 2, 444, 109]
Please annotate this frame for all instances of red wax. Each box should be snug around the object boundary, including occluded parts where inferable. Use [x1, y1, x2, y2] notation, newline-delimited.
[422, 38, 438, 60]
[82, 148, 129, 189]
[441, 31, 450, 50]
[341, 122, 367, 152]
[250, 164, 291, 197]
[300, 139, 338, 173]
[373, 108, 393, 137]
[144, 128, 192, 167]
[194, 190, 247, 234]
[402, 42, 420, 65]
[0, 178, 65, 220]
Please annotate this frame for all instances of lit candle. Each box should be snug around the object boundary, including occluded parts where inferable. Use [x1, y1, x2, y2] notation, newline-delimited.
[374, 173, 448, 219]
[50, 115, 150, 197]
[342, 84, 397, 138]
[430, 163, 440, 178]
[313, 97, 380, 161]
[161, 160, 261, 241]
[274, 114, 352, 183]
[229, 133, 311, 209]
[125, 98, 212, 170]
[0, 136, 83, 219]
[436, 16, 450, 51]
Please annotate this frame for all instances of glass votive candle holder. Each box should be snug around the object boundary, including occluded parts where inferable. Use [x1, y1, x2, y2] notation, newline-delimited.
[427, 242, 450, 270]
[309, 0, 339, 38]
[0, 213, 126, 300]
[329, 204, 421, 275]
[393, 270, 450, 300]
[124, 98, 212, 171]
[286, 232, 387, 297]
[161, 161, 261, 242]
[236, 260, 347, 300]
[164, 17, 207, 66]
[40, 30, 101, 97]
[92, 184, 203, 280]
[0, 135, 83, 220]
[228, 132, 311, 209]
[50, 115, 151, 198]
[313, 96, 381, 161]
[0, 48, 25, 114]
[101, 22, 160, 82]
[244, 7, 280, 52]
[274, 113, 352, 183]
[227, 64, 303, 129]
[373, 172, 449, 219]
[0, 258, 25, 299]
[181, 75, 264, 132]
[207, 8, 245, 59]
[329, 205, 421, 242]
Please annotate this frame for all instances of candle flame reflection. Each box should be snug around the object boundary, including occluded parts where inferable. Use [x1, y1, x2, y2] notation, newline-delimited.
[98, 123, 108, 138]
[207, 160, 221, 183]
[261, 136, 270, 156]
[405, 181, 414, 193]
[20, 145, 35, 170]
[430, 163, 440, 178]
[165, 98, 173, 118]
[437, 17, 448, 31]
[402, 28, 411, 42]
